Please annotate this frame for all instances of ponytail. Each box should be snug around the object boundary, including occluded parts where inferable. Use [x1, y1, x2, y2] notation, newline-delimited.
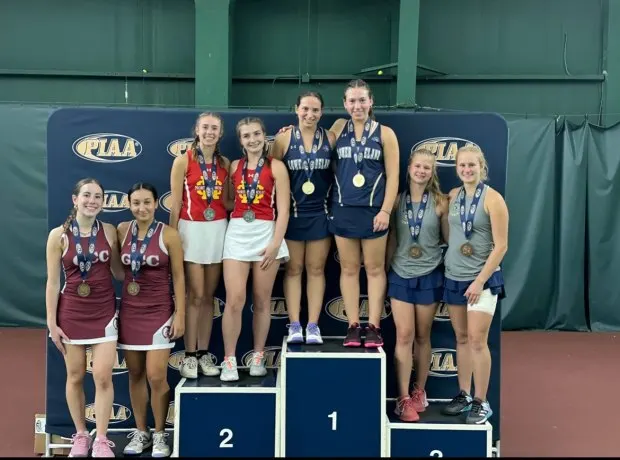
[62, 207, 77, 234]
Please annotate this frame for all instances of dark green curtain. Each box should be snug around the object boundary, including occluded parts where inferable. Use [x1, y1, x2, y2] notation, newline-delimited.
[0, 104, 53, 327]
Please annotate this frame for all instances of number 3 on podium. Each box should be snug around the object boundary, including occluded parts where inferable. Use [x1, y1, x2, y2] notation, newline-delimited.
[328, 411, 337, 431]
[430, 449, 443, 457]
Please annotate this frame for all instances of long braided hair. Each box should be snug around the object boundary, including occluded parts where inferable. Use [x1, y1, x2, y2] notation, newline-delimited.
[190, 112, 225, 168]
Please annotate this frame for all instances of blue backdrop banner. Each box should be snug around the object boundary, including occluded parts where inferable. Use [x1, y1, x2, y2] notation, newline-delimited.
[46, 107, 507, 443]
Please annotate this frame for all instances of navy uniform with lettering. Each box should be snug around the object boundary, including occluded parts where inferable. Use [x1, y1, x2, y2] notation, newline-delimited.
[330, 118, 386, 239]
[283, 126, 333, 240]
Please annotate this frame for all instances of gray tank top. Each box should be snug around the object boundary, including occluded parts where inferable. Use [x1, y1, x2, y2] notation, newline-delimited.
[445, 185, 493, 281]
[390, 192, 443, 278]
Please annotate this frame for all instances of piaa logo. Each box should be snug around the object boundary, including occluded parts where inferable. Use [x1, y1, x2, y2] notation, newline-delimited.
[212, 297, 225, 319]
[428, 348, 458, 378]
[167, 138, 194, 158]
[166, 401, 175, 426]
[103, 190, 129, 213]
[86, 347, 127, 375]
[85, 403, 131, 424]
[159, 191, 173, 213]
[168, 350, 218, 371]
[412, 137, 479, 167]
[242, 346, 281, 368]
[250, 297, 288, 319]
[434, 302, 450, 322]
[325, 296, 391, 323]
[72, 133, 142, 163]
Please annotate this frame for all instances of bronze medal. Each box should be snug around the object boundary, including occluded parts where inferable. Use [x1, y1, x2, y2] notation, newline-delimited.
[460, 242, 474, 257]
[127, 281, 140, 296]
[409, 245, 423, 259]
[77, 282, 91, 297]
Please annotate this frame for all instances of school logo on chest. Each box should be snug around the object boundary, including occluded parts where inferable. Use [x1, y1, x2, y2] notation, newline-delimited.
[196, 175, 223, 200]
[236, 183, 265, 204]
[121, 252, 160, 267]
[72, 250, 109, 266]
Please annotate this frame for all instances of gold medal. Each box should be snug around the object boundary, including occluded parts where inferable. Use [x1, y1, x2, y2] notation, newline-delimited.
[460, 242, 474, 257]
[302, 181, 315, 195]
[77, 282, 91, 297]
[352, 173, 365, 188]
[409, 245, 423, 259]
[127, 281, 140, 296]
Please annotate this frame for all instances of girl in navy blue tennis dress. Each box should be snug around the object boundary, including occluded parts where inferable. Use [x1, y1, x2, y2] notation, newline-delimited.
[386, 147, 449, 422]
[327, 79, 400, 348]
[441, 145, 508, 425]
[272, 91, 336, 346]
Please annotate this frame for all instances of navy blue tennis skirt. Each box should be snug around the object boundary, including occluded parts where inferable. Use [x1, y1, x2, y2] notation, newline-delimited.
[388, 265, 445, 305]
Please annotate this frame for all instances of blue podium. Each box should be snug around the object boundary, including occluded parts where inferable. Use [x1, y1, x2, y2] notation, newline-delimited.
[172, 369, 281, 457]
[279, 337, 387, 457]
[386, 400, 492, 458]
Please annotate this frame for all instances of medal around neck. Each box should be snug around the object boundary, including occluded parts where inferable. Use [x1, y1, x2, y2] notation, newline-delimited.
[302, 180, 315, 195]
[409, 245, 423, 259]
[352, 173, 365, 188]
[127, 280, 140, 296]
[77, 281, 91, 297]
[204, 207, 216, 221]
[243, 209, 256, 223]
[460, 242, 474, 257]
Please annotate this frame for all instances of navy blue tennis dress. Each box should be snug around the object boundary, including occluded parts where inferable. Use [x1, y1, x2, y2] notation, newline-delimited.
[283, 126, 333, 241]
[329, 119, 387, 239]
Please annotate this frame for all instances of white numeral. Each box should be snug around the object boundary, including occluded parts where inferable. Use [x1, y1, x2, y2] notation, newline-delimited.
[328, 411, 337, 431]
[219, 428, 233, 448]
[430, 449, 443, 457]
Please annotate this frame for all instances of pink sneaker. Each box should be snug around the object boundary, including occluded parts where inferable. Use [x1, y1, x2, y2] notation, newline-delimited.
[92, 436, 116, 458]
[411, 386, 429, 413]
[68, 432, 91, 457]
[394, 396, 420, 422]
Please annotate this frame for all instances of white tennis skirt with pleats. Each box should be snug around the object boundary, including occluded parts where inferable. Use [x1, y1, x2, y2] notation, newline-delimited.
[177, 218, 228, 265]
[223, 217, 289, 263]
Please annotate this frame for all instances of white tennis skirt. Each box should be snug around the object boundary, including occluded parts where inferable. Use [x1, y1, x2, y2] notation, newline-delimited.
[223, 218, 289, 263]
[178, 218, 228, 265]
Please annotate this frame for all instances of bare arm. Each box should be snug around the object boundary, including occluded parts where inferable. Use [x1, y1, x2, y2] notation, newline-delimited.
[270, 159, 291, 247]
[220, 156, 234, 212]
[270, 132, 290, 161]
[475, 189, 509, 285]
[169, 155, 188, 229]
[380, 126, 400, 215]
[115, 221, 130, 277]
[164, 225, 186, 339]
[45, 227, 63, 330]
[438, 194, 450, 245]
[385, 194, 402, 269]
[104, 222, 124, 281]
[328, 118, 347, 139]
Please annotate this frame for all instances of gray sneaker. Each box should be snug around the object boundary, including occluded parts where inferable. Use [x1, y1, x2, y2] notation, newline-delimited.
[441, 390, 473, 415]
[220, 356, 239, 382]
[123, 429, 152, 455]
[198, 354, 220, 376]
[249, 351, 267, 377]
[151, 431, 170, 457]
[286, 322, 303, 343]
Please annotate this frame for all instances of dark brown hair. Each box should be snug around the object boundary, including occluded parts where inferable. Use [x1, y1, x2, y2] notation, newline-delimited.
[343, 79, 375, 120]
[235, 117, 272, 164]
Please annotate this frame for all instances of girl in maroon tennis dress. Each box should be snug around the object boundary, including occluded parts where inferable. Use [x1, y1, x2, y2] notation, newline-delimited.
[116, 182, 185, 457]
[45, 177, 124, 458]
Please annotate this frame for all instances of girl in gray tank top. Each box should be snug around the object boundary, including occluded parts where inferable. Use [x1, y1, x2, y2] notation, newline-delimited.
[386, 148, 449, 422]
[440, 145, 509, 426]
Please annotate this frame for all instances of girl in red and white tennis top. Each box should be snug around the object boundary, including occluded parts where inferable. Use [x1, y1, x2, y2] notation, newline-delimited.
[45, 178, 124, 458]
[169, 112, 232, 380]
[220, 117, 290, 382]
[117, 182, 185, 457]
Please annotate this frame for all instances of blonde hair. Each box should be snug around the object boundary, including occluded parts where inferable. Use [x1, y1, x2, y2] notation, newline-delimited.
[455, 145, 489, 181]
[408, 148, 445, 206]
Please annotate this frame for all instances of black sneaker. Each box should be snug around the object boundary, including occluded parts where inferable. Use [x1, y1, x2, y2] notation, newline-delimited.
[441, 390, 473, 415]
[364, 324, 384, 348]
[466, 398, 493, 424]
[343, 323, 362, 347]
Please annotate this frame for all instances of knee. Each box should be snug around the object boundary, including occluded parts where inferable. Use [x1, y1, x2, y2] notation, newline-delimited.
[66, 369, 85, 386]
[190, 293, 206, 309]
[147, 372, 169, 392]
[395, 326, 414, 346]
[285, 262, 304, 278]
[305, 261, 325, 278]
[252, 292, 271, 313]
[468, 334, 487, 353]
[454, 330, 468, 345]
[225, 292, 246, 313]
[127, 366, 145, 382]
[414, 329, 432, 346]
[92, 368, 113, 390]
[364, 261, 385, 278]
[340, 262, 361, 277]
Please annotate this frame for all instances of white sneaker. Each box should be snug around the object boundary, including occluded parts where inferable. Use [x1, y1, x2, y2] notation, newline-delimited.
[249, 351, 267, 377]
[123, 429, 152, 455]
[198, 354, 220, 376]
[179, 355, 198, 379]
[220, 356, 239, 381]
[151, 431, 170, 458]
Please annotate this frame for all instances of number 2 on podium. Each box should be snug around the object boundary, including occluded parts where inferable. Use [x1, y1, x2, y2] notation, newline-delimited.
[328, 411, 337, 431]
[219, 428, 233, 448]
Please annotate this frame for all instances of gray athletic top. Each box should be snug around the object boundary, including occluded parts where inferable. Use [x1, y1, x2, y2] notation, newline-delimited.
[445, 185, 493, 281]
[390, 192, 443, 278]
